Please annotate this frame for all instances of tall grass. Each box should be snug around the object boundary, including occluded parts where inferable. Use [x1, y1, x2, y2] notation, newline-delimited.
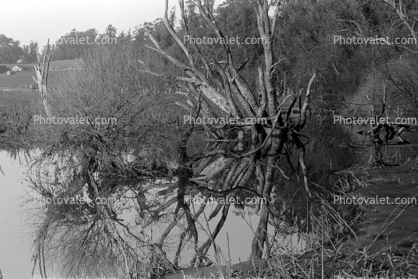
[25, 42, 187, 279]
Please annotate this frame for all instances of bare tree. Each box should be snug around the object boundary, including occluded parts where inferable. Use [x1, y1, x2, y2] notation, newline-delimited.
[28, 1, 318, 276]
[143, 0, 317, 262]
[33, 41, 52, 117]
[358, 84, 417, 166]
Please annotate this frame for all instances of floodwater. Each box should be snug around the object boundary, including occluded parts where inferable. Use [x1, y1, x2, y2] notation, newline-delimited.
[0, 151, 35, 279]
[0, 150, 305, 278]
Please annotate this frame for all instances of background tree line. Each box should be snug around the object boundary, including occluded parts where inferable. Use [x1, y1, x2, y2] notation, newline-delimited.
[0, 25, 125, 63]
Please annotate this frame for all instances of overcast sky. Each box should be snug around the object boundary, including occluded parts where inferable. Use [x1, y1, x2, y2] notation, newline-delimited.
[1, 0, 223, 46]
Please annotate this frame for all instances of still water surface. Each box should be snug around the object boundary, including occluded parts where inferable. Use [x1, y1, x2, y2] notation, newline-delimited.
[0, 150, 305, 278]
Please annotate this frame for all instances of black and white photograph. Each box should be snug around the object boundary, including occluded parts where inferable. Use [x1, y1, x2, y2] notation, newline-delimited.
[1, 0, 418, 278]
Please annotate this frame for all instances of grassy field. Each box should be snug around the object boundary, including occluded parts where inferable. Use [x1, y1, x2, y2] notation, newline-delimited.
[0, 60, 75, 145]
[0, 71, 36, 88]
[0, 69, 74, 89]
[0, 89, 38, 105]
[3, 59, 82, 70]
[0, 59, 81, 89]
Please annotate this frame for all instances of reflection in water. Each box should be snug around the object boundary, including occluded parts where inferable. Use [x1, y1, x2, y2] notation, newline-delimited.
[1, 149, 307, 278]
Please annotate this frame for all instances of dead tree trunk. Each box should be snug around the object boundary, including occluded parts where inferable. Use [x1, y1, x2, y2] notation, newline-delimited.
[33, 40, 52, 117]
[143, 0, 317, 263]
[359, 85, 415, 166]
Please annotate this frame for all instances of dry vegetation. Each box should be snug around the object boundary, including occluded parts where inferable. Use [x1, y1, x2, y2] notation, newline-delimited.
[1, 0, 418, 278]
